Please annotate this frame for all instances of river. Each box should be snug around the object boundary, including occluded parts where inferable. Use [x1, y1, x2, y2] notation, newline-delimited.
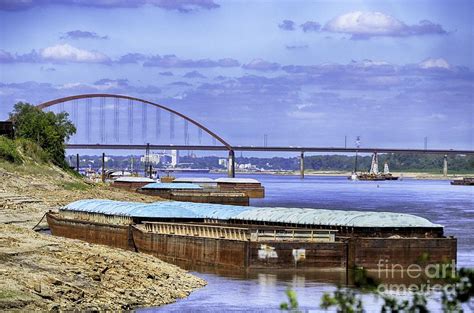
[140, 174, 474, 312]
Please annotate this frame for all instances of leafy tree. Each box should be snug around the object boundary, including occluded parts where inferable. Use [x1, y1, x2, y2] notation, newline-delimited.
[9, 102, 76, 168]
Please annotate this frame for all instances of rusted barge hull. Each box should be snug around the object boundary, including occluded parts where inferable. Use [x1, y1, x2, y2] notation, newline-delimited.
[137, 189, 250, 206]
[132, 227, 347, 269]
[47, 213, 135, 251]
[46, 212, 456, 271]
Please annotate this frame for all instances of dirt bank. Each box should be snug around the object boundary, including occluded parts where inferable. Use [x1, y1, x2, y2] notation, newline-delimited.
[0, 162, 206, 310]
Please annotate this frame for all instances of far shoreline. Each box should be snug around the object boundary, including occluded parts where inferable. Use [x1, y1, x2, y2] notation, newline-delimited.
[210, 170, 474, 180]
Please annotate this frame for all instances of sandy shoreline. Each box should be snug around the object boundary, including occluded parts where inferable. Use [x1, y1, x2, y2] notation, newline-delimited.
[0, 163, 206, 311]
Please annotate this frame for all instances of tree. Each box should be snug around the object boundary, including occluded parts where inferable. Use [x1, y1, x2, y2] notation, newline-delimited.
[9, 102, 76, 168]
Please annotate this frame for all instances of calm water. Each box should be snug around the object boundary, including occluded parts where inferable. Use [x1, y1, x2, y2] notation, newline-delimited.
[142, 174, 474, 312]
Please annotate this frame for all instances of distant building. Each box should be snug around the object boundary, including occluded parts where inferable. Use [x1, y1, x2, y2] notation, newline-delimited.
[218, 158, 228, 168]
[0, 121, 14, 138]
[237, 163, 256, 170]
[171, 150, 179, 167]
[140, 153, 162, 165]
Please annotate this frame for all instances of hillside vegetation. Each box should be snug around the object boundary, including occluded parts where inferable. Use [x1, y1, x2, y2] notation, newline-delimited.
[8, 102, 75, 168]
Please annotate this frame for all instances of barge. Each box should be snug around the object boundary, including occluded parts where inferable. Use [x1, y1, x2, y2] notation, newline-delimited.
[215, 178, 265, 198]
[451, 177, 474, 186]
[138, 183, 249, 206]
[47, 200, 456, 271]
[111, 176, 156, 190]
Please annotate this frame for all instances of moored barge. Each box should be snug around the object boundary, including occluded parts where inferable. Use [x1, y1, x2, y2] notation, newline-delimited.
[215, 178, 265, 198]
[138, 183, 249, 206]
[47, 200, 456, 271]
[451, 177, 474, 186]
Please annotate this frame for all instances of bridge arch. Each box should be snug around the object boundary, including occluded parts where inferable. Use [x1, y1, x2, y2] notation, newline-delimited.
[36, 93, 232, 150]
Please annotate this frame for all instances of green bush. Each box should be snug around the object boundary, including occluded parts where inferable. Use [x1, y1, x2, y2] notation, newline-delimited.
[0, 136, 22, 164]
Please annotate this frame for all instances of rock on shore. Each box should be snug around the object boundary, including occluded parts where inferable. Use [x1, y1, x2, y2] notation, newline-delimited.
[0, 224, 205, 311]
[0, 163, 206, 311]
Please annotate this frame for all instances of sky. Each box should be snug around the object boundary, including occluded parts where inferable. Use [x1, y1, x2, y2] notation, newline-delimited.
[0, 0, 473, 151]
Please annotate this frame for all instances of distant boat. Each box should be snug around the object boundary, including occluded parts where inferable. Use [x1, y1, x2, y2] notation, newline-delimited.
[349, 172, 358, 181]
[349, 153, 398, 181]
[451, 177, 474, 186]
[381, 162, 399, 180]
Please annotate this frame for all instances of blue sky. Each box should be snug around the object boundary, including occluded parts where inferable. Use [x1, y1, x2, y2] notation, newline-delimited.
[0, 0, 473, 150]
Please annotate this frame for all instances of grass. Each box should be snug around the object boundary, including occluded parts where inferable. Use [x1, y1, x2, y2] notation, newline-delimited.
[15, 138, 49, 164]
[0, 289, 32, 301]
[61, 181, 90, 191]
[0, 136, 22, 164]
[0, 136, 51, 166]
[0, 160, 61, 178]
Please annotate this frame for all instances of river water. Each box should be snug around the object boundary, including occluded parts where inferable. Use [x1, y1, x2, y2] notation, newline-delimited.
[140, 174, 473, 312]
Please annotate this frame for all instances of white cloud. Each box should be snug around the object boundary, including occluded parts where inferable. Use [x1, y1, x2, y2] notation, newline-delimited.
[40, 44, 110, 63]
[354, 59, 391, 67]
[242, 58, 280, 71]
[325, 11, 404, 36]
[288, 110, 326, 120]
[59, 82, 86, 89]
[324, 11, 447, 39]
[419, 58, 451, 70]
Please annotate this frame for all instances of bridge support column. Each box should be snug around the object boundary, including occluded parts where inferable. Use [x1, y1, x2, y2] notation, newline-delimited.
[443, 154, 448, 177]
[228, 150, 235, 178]
[102, 153, 106, 182]
[300, 151, 305, 179]
[76, 153, 80, 172]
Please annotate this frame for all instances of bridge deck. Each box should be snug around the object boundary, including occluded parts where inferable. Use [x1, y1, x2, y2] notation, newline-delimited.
[66, 144, 474, 155]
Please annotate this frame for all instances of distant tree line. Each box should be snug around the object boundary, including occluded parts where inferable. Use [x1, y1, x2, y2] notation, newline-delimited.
[304, 153, 474, 173]
[75, 153, 474, 173]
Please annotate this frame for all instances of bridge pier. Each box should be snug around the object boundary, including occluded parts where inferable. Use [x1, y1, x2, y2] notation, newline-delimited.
[443, 154, 448, 177]
[300, 151, 305, 179]
[228, 150, 235, 178]
[76, 153, 80, 172]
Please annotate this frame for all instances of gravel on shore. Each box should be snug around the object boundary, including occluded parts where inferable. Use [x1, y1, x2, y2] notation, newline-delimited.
[0, 163, 206, 311]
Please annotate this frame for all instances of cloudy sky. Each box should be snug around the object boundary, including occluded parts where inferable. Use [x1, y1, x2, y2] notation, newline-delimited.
[0, 0, 473, 149]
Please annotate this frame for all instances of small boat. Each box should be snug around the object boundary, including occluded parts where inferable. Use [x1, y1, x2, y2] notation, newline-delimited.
[349, 172, 358, 181]
[357, 173, 385, 181]
[451, 177, 474, 186]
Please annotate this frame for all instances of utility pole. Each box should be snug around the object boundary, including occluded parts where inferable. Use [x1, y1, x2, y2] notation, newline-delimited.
[144, 143, 150, 177]
[443, 155, 448, 177]
[300, 151, 305, 179]
[354, 136, 361, 173]
[228, 150, 235, 178]
[101, 153, 106, 182]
